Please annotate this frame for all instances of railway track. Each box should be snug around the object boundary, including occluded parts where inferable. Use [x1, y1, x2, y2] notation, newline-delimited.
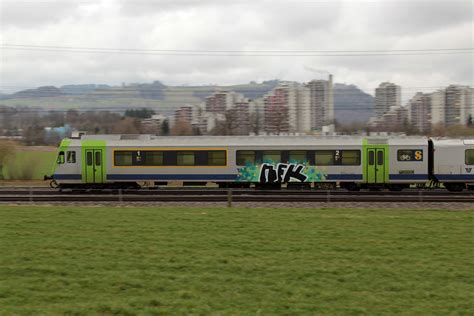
[1, 187, 474, 203]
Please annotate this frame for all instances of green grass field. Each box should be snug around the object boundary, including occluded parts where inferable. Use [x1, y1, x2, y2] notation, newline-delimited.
[0, 206, 473, 315]
[2, 150, 56, 180]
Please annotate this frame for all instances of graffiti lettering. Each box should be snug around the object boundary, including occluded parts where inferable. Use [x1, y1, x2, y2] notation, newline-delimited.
[259, 163, 308, 183]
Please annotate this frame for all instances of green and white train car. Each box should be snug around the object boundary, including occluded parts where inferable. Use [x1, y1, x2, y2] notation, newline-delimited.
[47, 134, 433, 190]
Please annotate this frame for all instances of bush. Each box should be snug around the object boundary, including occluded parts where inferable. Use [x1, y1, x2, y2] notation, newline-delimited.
[0, 141, 16, 180]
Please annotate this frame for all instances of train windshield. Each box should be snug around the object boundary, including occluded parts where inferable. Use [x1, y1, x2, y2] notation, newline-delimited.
[56, 151, 65, 164]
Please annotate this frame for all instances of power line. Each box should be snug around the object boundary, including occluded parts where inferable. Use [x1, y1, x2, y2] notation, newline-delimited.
[3, 44, 473, 53]
[2, 44, 473, 57]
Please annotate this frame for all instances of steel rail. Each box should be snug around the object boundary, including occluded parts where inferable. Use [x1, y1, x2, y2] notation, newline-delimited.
[1, 192, 474, 203]
[0, 188, 474, 196]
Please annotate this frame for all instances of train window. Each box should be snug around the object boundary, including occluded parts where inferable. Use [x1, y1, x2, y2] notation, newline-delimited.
[262, 151, 281, 163]
[289, 151, 307, 163]
[66, 151, 76, 163]
[115, 151, 133, 166]
[208, 151, 226, 166]
[95, 151, 101, 166]
[237, 151, 255, 166]
[466, 149, 474, 165]
[177, 151, 195, 166]
[145, 151, 163, 166]
[115, 150, 225, 166]
[341, 150, 361, 165]
[377, 151, 383, 165]
[368, 151, 375, 165]
[57, 151, 65, 164]
[314, 150, 360, 166]
[315, 151, 334, 165]
[397, 150, 423, 161]
[86, 152, 93, 166]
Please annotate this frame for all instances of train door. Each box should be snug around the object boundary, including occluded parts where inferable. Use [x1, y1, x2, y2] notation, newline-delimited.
[366, 148, 385, 184]
[84, 149, 104, 183]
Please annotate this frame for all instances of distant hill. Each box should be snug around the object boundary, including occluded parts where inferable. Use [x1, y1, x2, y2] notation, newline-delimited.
[334, 83, 374, 124]
[192, 80, 280, 101]
[60, 84, 111, 95]
[11, 86, 63, 98]
[135, 81, 167, 100]
[1, 80, 374, 123]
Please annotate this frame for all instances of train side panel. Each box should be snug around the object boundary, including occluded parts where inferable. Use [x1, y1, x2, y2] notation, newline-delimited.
[387, 140, 429, 184]
[432, 139, 474, 184]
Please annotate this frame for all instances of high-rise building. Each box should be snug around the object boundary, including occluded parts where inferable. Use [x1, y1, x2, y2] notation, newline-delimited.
[263, 87, 289, 134]
[279, 82, 311, 133]
[174, 106, 193, 125]
[445, 85, 473, 126]
[306, 74, 334, 129]
[369, 105, 407, 132]
[232, 102, 251, 135]
[248, 99, 265, 135]
[141, 114, 167, 134]
[262, 82, 313, 134]
[374, 82, 401, 117]
[205, 91, 246, 113]
[408, 92, 431, 134]
[429, 90, 446, 127]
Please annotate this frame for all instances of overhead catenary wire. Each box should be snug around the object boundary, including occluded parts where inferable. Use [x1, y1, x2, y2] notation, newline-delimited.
[2, 44, 473, 57]
[3, 44, 474, 53]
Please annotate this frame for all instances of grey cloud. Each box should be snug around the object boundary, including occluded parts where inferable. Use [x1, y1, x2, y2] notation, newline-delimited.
[118, 0, 227, 16]
[0, 0, 82, 28]
[259, 2, 342, 36]
[0, 0, 472, 96]
[366, 0, 473, 36]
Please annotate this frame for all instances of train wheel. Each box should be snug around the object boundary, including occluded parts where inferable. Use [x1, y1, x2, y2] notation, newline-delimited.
[388, 184, 404, 192]
[444, 183, 465, 192]
[340, 182, 360, 191]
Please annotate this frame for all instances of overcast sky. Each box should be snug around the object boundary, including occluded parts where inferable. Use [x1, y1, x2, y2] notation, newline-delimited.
[0, 0, 472, 99]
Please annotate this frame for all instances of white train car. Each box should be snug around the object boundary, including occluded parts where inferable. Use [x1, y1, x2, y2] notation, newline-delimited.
[46, 134, 462, 191]
[432, 139, 474, 191]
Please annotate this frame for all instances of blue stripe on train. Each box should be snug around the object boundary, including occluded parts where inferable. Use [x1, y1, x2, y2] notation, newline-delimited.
[326, 174, 363, 180]
[435, 174, 474, 180]
[107, 174, 364, 181]
[107, 174, 237, 181]
[52, 173, 473, 181]
[53, 174, 82, 180]
[389, 174, 428, 180]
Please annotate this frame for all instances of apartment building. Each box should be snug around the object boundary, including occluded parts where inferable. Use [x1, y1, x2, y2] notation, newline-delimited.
[140, 114, 167, 134]
[369, 105, 407, 132]
[263, 87, 289, 134]
[407, 92, 431, 134]
[306, 74, 334, 129]
[205, 91, 246, 113]
[174, 106, 194, 125]
[374, 82, 401, 117]
[445, 85, 473, 126]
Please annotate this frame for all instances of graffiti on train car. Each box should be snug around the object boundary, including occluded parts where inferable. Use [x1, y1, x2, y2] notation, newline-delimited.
[237, 161, 326, 183]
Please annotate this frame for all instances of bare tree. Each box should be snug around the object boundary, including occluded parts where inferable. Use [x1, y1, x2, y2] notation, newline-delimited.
[171, 120, 194, 136]
[0, 141, 15, 180]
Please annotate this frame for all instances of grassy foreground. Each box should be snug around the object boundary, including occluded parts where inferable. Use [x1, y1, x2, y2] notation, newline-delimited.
[0, 207, 473, 315]
[2, 149, 56, 180]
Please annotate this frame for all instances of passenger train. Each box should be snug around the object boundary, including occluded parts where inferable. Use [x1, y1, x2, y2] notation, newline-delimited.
[45, 134, 474, 192]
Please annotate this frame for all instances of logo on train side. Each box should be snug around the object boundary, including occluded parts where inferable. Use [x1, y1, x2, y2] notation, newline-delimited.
[259, 163, 307, 183]
[466, 168, 472, 173]
[237, 161, 326, 183]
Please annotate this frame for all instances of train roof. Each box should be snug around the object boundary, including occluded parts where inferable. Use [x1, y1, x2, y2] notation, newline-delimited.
[431, 138, 474, 146]
[66, 135, 429, 147]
